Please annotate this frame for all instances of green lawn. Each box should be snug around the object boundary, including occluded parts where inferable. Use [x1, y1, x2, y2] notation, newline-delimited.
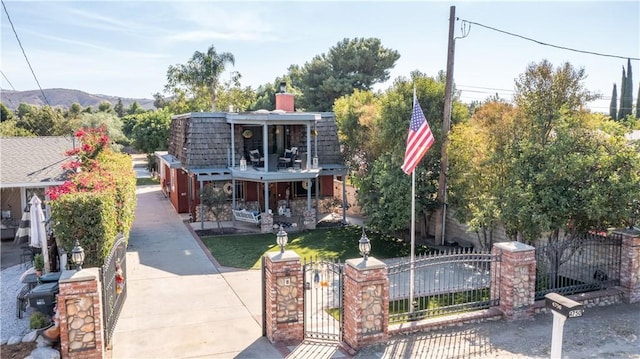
[200, 225, 433, 269]
[136, 177, 160, 186]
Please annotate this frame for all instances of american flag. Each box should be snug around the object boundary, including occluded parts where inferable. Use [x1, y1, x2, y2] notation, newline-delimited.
[401, 95, 434, 175]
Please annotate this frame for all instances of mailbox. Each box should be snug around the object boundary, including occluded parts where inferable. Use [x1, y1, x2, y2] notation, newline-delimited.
[545, 293, 584, 318]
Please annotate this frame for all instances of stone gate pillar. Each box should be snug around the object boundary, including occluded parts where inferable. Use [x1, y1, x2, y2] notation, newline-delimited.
[264, 251, 303, 343]
[57, 268, 105, 359]
[491, 242, 536, 320]
[617, 229, 640, 303]
[343, 257, 388, 351]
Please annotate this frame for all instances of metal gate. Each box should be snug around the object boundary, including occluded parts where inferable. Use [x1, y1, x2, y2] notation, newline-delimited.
[101, 234, 127, 348]
[303, 258, 343, 341]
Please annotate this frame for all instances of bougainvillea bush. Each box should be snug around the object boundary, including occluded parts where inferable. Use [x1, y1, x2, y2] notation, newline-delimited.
[48, 126, 136, 266]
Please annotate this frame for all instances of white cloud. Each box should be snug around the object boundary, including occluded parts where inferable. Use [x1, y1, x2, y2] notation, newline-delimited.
[163, 2, 281, 43]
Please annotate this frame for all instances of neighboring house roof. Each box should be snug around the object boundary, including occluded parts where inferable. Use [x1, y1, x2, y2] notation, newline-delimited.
[0, 136, 75, 188]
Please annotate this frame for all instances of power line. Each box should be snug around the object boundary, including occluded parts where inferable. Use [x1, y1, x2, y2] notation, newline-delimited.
[0, 70, 16, 90]
[460, 18, 640, 61]
[1, 0, 50, 106]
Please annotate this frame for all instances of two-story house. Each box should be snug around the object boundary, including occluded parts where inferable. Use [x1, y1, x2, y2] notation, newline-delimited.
[156, 88, 348, 233]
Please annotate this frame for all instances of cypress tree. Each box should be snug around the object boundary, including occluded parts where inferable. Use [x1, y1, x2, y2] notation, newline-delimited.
[609, 83, 618, 120]
[618, 67, 629, 120]
[636, 84, 640, 119]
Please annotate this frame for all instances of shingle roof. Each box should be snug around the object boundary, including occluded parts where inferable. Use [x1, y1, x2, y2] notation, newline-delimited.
[168, 111, 345, 170]
[0, 136, 75, 187]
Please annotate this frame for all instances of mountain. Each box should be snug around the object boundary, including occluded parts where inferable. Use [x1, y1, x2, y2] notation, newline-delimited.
[0, 88, 156, 111]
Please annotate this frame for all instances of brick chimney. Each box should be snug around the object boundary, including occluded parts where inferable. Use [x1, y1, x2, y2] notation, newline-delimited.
[275, 81, 294, 112]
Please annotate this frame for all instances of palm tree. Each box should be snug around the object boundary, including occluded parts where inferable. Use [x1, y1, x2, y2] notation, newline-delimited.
[166, 45, 235, 111]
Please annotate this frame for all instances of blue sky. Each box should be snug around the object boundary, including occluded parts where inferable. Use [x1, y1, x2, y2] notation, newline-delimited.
[1, 1, 639, 113]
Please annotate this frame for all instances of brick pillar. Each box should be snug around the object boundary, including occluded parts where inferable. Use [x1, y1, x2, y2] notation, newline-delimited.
[491, 242, 536, 320]
[617, 229, 640, 303]
[264, 251, 303, 343]
[343, 257, 388, 351]
[57, 268, 104, 359]
[261, 212, 274, 233]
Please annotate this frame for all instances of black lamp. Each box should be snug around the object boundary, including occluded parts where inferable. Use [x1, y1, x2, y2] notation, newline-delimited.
[71, 240, 85, 270]
[279, 81, 286, 93]
[276, 225, 288, 253]
[359, 227, 371, 261]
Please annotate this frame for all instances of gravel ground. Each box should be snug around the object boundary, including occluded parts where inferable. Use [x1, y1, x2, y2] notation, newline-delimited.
[1, 264, 31, 343]
[355, 302, 640, 358]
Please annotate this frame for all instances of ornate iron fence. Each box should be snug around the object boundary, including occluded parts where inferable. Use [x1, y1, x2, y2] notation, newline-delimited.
[302, 257, 343, 341]
[101, 234, 127, 348]
[534, 232, 622, 300]
[387, 249, 501, 324]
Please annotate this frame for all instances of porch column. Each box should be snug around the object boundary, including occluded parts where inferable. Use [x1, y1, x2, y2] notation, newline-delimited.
[264, 181, 270, 214]
[617, 229, 640, 303]
[342, 176, 347, 225]
[263, 124, 269, 170]
[231, 178, 237, 226]
[306, 124, 311, 170]
[343, 257, 388, 351]
[199, 178, 204, 230]
[491, 241, 536, 320]
[230, 123, 235, 167]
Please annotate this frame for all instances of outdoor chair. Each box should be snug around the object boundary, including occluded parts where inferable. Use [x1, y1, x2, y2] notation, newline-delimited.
[279, 147, 298, 168]
[249, 149, 264, 167]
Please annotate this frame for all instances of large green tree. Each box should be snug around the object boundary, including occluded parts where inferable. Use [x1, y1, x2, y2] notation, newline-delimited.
[514, 60, 598, 146]
[333, 89, 382, 175]
[448, 100, 520, 250]
[128, 109, 171, 156]
[355, 71, 467, 238]
[214, 71, 256, 112]
[165, 44, 235, 111]
[289, 38, 400, 111]
[0, 102, 13, 122]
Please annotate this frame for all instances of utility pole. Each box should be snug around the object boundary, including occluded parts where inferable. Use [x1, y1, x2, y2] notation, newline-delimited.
[436, 5, 456, 246]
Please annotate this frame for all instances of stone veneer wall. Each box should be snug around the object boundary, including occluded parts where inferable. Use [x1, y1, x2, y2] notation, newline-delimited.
[342, 257, 388, 351]
[57, 268, 104, 359]
[264, 251, 304, 343]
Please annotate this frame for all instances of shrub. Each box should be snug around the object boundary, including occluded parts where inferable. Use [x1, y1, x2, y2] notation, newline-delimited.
[29, 311, 50, 329]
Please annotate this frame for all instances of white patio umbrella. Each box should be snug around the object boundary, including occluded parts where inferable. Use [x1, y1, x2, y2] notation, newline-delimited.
[29, 195, 50, 273]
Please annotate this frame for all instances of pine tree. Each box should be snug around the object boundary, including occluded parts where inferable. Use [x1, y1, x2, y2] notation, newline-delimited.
[609, 83, 618, 120]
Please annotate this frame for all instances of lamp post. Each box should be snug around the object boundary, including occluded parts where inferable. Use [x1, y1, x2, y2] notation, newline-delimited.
[71, 240, 85, 270]
[359, 227, 371, 261]
[276, 225, 288, 253]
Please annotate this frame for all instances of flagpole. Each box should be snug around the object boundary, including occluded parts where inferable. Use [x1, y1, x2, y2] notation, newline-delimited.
[409, 168, 416, 315]
[409, 87, 416, 315]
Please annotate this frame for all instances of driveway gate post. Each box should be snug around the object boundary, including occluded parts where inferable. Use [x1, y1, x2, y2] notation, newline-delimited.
[57, 268, 105, 359]
[343, 257, 388, 351]
[618, 229, 640, 303]
[492, 241, 536, 320]
[264, 251, 303, 343]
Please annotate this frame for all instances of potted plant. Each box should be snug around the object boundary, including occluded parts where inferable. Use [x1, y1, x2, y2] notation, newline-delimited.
[33, 253, 44, 276]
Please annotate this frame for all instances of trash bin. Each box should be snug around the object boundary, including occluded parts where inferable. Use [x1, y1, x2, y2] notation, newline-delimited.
[27, 282, 59, 316]
[38, 272, 61, 284]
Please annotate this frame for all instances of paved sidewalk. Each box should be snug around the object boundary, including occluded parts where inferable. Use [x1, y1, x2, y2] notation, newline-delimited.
[110, 185, 282, 358]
